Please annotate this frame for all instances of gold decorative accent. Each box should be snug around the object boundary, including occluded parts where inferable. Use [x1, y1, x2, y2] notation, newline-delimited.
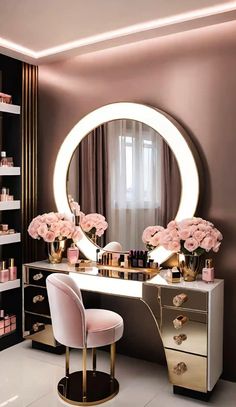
[33, 272, 43, 281]
[22, 63, 38, 263]
[92, 348, 96, 374]
[47, 238, 67, 264]
[82, 347, 87, 402]
[178, 254, 202, 282]
[110, 342, 116, 380]
[173, 334, 187, 345]
[173, 315, 189, 329]
[173, 293, 188, 307]
[173, 362, 187, 375]
[32, 294, 45, 303]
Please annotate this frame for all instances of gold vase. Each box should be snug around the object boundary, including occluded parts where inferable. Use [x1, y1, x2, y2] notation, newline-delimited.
[47, 238, 66, 264]
[178, 253, 202, 282]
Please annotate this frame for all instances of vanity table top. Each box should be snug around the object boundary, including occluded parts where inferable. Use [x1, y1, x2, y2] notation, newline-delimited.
[24, 260, 223, 298]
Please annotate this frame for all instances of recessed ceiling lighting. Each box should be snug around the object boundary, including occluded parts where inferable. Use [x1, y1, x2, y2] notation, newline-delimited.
[1, 1, 236, 60]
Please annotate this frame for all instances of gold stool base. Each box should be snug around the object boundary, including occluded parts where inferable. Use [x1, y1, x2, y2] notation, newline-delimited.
[58, 370, 119, 406]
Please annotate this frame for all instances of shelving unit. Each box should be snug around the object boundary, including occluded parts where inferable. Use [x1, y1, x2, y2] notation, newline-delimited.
[0, 279, 20, 292]
[0, 201, 21, 210]
[0, 233, 21, 245]
[0, 102, 20, 115]
[0, 167, 20, 176]
[0, 55, 23, 351]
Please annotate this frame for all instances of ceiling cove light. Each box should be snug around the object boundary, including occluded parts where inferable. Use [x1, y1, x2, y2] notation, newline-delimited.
[1, 1, 236, 60]
[53, 102, 199, 264]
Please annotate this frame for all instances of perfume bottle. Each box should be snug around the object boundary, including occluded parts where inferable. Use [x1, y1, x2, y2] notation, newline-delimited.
[0, 261, 9, 283]
[67, 243, 79, 265]
[9, 258, 17, 280]
[202, 258, 214, 283]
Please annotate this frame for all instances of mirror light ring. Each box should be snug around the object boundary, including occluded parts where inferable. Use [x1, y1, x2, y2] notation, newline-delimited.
[53, 102, 199, 264]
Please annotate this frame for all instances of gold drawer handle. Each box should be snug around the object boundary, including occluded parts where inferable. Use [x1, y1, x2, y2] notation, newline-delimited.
[33, 273, 43, 281]
[173, 315, 188, 329]
[33, 295, 45, 303]
[173, 333, 187, 345]
[32, 322, 45, 332]
[173, 362, 187, 375]
[173, 293, 188, 307]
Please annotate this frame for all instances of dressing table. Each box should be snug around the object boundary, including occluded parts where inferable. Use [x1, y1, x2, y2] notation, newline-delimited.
[23, 260, 223, 398]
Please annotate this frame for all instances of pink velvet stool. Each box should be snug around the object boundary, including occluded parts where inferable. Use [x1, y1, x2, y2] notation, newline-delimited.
[46, 273, 124, 405]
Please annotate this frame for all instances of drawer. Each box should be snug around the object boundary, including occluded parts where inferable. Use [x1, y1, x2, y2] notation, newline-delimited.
[24, 313, 57, 347]
[161, 308, 207, 356]
[27, 268, 52, 287]
[160, 287, 207, 312]
[24, 286, 50, 315]
[165, 348, 207, 392]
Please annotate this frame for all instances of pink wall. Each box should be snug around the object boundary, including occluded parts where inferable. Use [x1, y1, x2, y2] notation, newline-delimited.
[39, 20, 236, 380]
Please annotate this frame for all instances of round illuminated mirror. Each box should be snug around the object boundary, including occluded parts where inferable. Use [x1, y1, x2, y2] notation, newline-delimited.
[53, 103, 199, 264]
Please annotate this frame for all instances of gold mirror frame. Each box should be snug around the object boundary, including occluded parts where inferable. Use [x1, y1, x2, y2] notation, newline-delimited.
[53, 102, 199, 264]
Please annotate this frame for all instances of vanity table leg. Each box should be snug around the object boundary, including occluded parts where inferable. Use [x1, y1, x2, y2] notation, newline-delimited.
[110, 343, 116, 380]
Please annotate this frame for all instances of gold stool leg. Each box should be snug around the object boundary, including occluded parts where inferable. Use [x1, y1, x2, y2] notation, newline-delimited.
[65, 346, 70, 378]
[82, 347, 87, 402]
[92, 348, 97, 375]
[110, 343, 116, 380]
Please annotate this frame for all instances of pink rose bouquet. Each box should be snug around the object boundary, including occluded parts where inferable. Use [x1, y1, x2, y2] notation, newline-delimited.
[28, 212, 82, 243]
[158, 217, 223, 255]
[80, 213, 108, 237]
[142, 225, 165, 250]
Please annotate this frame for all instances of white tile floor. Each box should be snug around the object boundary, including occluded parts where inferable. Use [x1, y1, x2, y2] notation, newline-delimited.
[0, 341, 236, 407]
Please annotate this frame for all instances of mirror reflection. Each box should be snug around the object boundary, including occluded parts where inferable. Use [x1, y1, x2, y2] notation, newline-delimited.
[67, 120, 181, 251]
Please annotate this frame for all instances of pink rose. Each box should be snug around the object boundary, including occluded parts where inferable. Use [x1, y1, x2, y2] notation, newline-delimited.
[213, 241, 221, 252]
[179, 228, 191, 240]
[200, 236, 216, 252]
[193, 230, 206, 243]
[44, 231, 56, 242]
[168, 240, 181, 252]
[167, 220, 178, 230]
[37, 224, 48, 237]
[44, 212, 58, 224]
[142, 226, 164, 244]
[184, 237, 199, 252]
[28, 224, 38, 239]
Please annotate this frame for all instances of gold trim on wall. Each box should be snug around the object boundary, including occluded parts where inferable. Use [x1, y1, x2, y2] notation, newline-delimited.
[21, 63, 38, 262]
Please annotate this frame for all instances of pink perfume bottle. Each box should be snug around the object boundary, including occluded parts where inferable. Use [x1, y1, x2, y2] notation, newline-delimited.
[0, 261, 9, 283]
[67, 243, 79, 265]
[9, 258, 17, 280]
[202, 258, 214, 283]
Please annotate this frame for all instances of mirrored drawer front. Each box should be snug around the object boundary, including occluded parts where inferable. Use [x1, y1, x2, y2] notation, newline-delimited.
[165, 348, 207, 393]
[24, 286, 50, 315]
[28, 268, 52, 287]
[161, 287, 207, 312]
[161, 308, 207, 356]
[24, 313, 57, 347]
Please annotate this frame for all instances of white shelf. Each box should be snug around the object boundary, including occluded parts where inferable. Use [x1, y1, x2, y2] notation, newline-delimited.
[0, 167, 20, 176]
[0, 102, 20, 114]
[0, 233, 21, 245]
[0, 201, 20, 210]
[0, 279, 20, 292]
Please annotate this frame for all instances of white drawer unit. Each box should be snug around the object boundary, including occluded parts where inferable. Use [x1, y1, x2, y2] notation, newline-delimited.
[144, 277, 224, 394]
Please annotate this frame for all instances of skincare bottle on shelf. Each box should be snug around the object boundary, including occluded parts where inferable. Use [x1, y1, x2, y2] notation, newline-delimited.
[0, 151, 8, 167]
[0, 261, 9, 283]
[202, 258, 214, 283]
[9, 258, 17, 280]
[67, 243, 79, 265]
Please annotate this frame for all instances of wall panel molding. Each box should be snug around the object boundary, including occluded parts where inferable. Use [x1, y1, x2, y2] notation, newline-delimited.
[21, 63, 38, 262]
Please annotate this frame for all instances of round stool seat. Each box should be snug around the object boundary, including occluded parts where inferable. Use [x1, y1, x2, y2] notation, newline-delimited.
[86, 309, 123, 348]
